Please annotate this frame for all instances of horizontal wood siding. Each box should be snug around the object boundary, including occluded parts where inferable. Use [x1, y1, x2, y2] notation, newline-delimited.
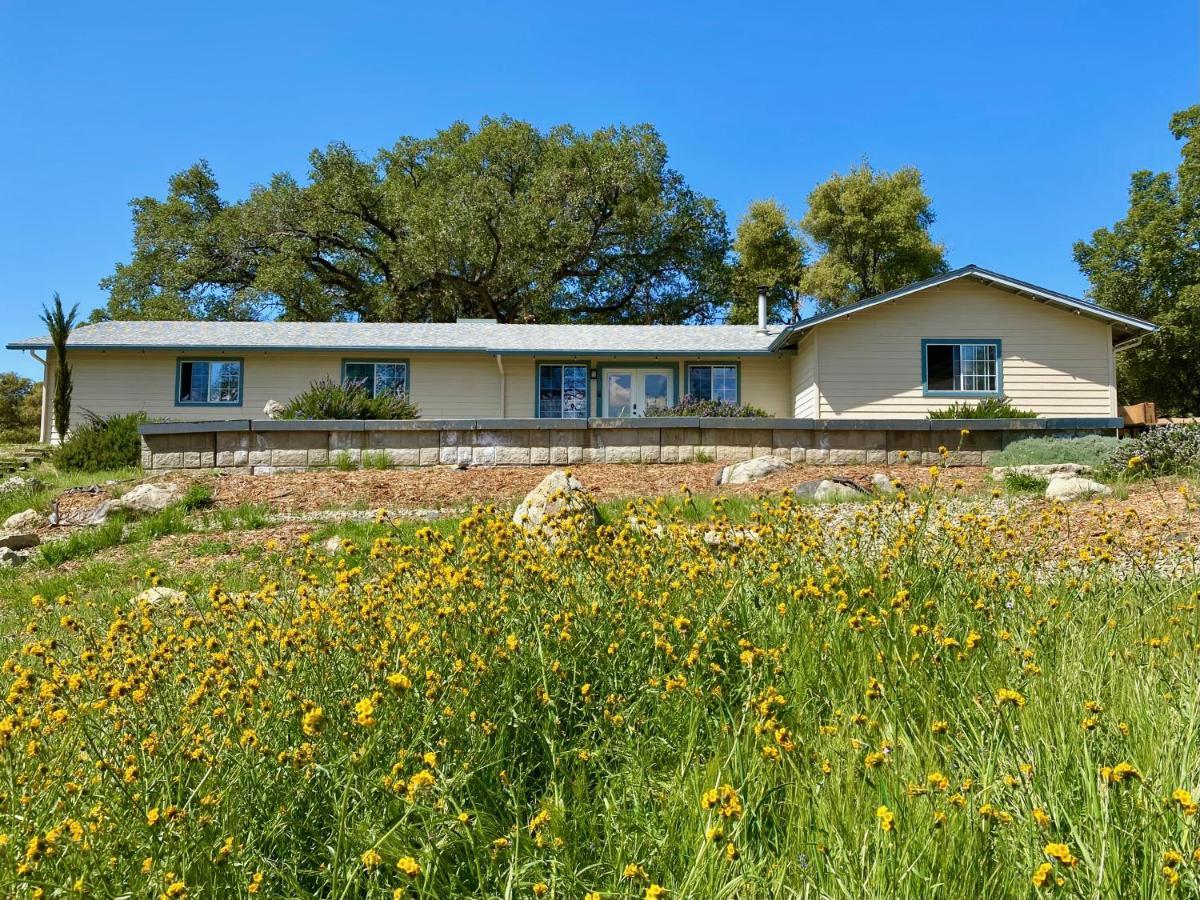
[791, 334, 817, 418]
[65, 351, 505, 425]
[814, 283, 1117, 418]
[63, 350, 797, 424]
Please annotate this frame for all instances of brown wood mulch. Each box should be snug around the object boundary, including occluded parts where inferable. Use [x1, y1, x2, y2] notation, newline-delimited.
[192, 463, 991, 515]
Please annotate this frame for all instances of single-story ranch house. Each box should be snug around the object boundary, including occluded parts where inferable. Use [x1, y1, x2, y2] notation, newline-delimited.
[9, 265, 1156, 467]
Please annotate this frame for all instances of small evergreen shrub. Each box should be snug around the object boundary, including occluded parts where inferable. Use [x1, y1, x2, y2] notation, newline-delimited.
[1111, 424, 1200, 476]
[989, 435, 1118, 470]
[645, 395, 771, 418]
[279, 379, 420, 420]
[928, 396, 1037, 419]
[53, 411, 146, 472]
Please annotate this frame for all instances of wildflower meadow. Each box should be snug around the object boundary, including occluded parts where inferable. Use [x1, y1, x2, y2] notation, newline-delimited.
[2, 474, 1199, 898]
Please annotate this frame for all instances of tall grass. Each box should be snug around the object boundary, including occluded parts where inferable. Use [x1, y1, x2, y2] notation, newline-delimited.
[1, 483, 1198, 898]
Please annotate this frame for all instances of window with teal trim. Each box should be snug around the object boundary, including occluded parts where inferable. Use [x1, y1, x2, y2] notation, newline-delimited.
[343, 361, 408, 398]
[687, 365, 737, 403]
[178, 360, 242, 404]
[925, 343, 998, 393]
[538, 365, 588, 418]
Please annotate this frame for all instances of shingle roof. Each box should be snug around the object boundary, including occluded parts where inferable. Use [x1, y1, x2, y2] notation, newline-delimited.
[6, 320, 781, 355]
[768, 264, 1157, 350]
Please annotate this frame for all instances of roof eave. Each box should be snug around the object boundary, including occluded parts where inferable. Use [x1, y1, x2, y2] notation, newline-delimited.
[767, 265, 1157, 349]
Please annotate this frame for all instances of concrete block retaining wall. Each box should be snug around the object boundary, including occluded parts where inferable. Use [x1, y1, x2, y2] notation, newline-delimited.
[138, 418, 1123, 474]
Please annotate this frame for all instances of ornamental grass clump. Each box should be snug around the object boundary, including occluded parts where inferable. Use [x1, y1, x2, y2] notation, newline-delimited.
[279, 378, 420, 420]
[0, 475, 1198, 897]
[928, 396, 1037, 419]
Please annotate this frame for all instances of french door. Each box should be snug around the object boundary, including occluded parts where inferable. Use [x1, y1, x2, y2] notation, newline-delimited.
[602, 368, 672, 417]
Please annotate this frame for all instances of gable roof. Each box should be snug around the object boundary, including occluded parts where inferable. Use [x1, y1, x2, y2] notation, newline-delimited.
[768, 264, 1157, 351]
[6, 320, 780, 356]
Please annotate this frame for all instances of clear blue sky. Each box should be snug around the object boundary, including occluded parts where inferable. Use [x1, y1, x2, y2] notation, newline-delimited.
[1, 0, 1195, 378]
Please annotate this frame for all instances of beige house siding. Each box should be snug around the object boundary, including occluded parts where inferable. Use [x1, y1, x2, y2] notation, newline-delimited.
[812, 282, 1117, 419]
[58, 349, 795, 431]
[63, 350, 506, 428]
[790, 334, 818, 418]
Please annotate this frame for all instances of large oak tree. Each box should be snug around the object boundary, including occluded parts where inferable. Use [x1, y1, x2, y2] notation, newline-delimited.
[799, 162, 947, 311]
[1075, 106, 1200, 414]
[98, 118, 730, 325]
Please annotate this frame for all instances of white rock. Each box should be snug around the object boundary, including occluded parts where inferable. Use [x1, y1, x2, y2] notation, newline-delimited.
[0, 531, 40, 551]
[0, 475, 42, 494]
[794, 478, 869, 503]
[112, 483, 180, 514]
[324, 536, 343, 554]
[703, 528, 761, 547]
[1045, 476, 1112, 502]
[869, 473, 900, 495]
[714, 455, 790, 486]
[513, 469, 595, 531]
[993, 463, 1092, 479]
[263, 399, 285, 419]
[135, 586, 186, 605]
[0, 546, 32, 567]
[3, 508, 43, 531]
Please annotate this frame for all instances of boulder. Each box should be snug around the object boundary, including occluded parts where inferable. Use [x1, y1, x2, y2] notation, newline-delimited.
[0, 531, 40, 551]
[323, 536, 344, 555]
[263, 399, 286, 419]
[794, 478, 870, 503]
[135, 586, 186, 606]
[714, 455, 790, 486]
[0, 546, 32, 567]
[513, 469, 596, 531]
[3, 508, 43, 532]
[0, 475, 42, 495]
[703, 527, 761, 547]
[869, 473, 901, 495]
[112, 483, 180, 515]
[992, 463, 1092, 479]
[1045, 476, 1112, 502]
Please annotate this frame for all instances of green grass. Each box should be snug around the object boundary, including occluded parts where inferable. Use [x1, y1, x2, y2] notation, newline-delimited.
[0, 464, 140, 523]
[1001, 471, 1049, 494]
[362, 449, 392, 469]
[3, 488, 1197, 898]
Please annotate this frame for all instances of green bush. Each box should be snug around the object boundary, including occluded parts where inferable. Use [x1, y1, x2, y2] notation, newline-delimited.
[180, 482, 215, 512]
[928, 396, 1037, 419]
[1002, 472, 1049, 494]
[279, 379, 420, 420]
[645, 396, 771, 418]
[53, 411, 146, 472]
[989, 435, 1119, 469]
[1110, 424, 1200, 476]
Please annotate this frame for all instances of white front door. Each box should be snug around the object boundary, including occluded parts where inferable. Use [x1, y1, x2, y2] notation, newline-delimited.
[603, 368, 672, 417]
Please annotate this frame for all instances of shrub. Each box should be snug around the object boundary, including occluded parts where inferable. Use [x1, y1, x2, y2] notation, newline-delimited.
[989, 435, 1119, 470]
[1002, 472, 1049, 494]
[279, 379, 420, 421]
[928, 396, 1037, 419]
[180, 482, 215, 512]
[1111, 424, 1200, 476]
[645, 395, 771, 418]
[53, 411, 146, 472]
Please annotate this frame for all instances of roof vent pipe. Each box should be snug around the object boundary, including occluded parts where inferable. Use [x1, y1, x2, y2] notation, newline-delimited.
[756, 286, 769, 333]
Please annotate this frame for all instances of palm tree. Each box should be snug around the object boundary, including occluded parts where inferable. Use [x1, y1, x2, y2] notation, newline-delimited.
[39, 293, 79, 441]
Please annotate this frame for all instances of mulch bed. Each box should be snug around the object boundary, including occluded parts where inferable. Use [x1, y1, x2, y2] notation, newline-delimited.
[199, 463, 992, 515]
